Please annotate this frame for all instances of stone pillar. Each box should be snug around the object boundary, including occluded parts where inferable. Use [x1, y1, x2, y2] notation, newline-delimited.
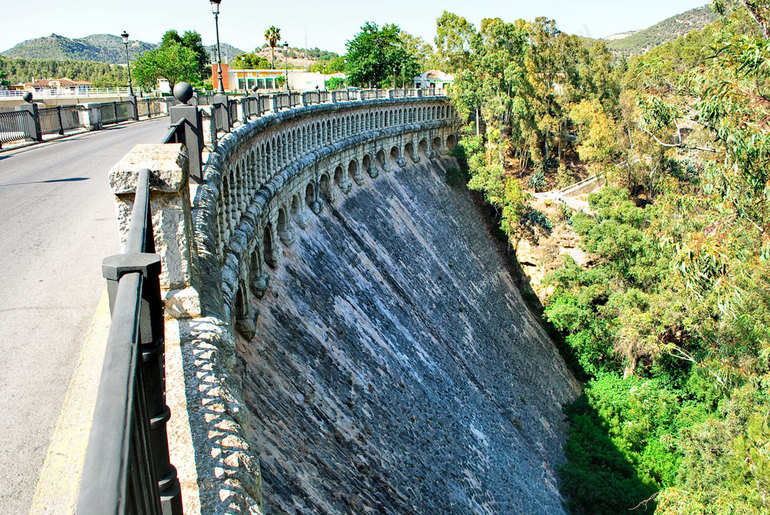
[79, 103, 103, 130]
[17, 102, 41, 141]
[108, 143, 201, 319]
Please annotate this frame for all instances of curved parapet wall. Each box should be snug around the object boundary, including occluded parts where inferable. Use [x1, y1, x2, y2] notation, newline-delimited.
[194, 96, 460, 326]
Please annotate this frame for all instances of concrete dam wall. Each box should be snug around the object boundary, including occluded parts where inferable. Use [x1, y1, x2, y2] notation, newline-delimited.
[240, 157, 579, 513]
[109, 94, 579, 513]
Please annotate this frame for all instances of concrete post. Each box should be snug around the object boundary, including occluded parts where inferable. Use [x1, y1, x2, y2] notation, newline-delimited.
[79, 103, 103, 130]
[127, 94, 138, 121]
[108, 143, 201, 319]
[17, 102, 41, 142]
[169, 104, 204, 182]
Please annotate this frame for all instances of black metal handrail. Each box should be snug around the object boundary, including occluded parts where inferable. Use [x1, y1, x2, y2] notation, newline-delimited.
[0, 110, 35, 147]
[162, 119, 185, 144]
[78, 169, 182, 514]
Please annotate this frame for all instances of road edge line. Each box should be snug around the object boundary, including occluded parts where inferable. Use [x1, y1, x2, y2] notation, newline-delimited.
[28, 290, 111, 515]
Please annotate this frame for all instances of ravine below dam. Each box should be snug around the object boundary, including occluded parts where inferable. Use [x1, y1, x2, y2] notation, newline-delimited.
[235, 156, 580, 513]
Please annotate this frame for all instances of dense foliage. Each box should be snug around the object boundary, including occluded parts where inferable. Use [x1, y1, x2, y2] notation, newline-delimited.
[131, 30, 207, 90]
[0, 56, 128, 87]
[231, 52, 271, 70]
[446, 3, 770, 512]
[344, 22, 420, 88]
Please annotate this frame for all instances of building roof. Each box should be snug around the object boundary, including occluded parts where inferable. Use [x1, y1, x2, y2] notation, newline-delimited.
[25, 78, 92, 89]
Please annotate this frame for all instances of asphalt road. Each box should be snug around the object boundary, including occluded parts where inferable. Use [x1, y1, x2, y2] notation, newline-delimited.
[0, 118, 170, 513]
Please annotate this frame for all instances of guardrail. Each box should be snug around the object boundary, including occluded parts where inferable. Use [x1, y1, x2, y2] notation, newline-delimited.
[0, 87, 136, 99]
[0, 110, 35, 146]
[38, 105, 82, 136]
[78, 168, 182, 514]
[0, 97, 169, 149]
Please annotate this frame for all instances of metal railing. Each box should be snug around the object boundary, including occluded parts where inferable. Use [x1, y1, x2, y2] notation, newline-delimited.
[38, 106, 83, 136]
[78, 168, 182, 515]
[100, 101, 133, 125]
[0, 110, 34, 147]
[0, 87, 136, 99]
[136, 98, 167, 119]
[213, 102, 230, 133]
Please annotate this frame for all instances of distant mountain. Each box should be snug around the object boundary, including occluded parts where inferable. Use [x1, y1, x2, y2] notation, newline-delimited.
[604, 5, 717, 56]
[2, 33, 156, 63]
[205, 43, 247, 63]
[2, 34, 246, 65]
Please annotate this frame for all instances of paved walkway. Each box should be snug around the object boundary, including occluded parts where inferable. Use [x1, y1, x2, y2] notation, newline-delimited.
[0, 118, 169, 513]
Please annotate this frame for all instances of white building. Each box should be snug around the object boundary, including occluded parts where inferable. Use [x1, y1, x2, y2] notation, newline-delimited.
[413, 70, 454, 91]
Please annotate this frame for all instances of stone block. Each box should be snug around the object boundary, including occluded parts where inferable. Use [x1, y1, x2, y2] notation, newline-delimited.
[109, 143, 197, 297]
[109, 143, 189, 194]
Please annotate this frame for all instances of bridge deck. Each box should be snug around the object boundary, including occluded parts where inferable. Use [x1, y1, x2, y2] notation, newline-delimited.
[0, 118, 169, 513]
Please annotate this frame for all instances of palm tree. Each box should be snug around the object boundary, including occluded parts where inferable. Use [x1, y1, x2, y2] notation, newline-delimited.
[264, 26, 281, 69]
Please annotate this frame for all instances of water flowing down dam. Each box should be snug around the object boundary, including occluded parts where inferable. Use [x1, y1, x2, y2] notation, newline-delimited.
[235, 157, 579, 513]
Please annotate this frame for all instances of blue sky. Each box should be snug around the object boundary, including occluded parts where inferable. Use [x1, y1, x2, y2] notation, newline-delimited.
[1, 0, 710, 56]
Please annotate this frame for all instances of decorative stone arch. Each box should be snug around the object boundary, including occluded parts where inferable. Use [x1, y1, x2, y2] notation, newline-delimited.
[319, 172, 335, 204]
[277, 206, 294, 245]
[418, 138, 431, 159]
[404, 141, 419, 164]
[248, 150, 256, 191]
[446, 134, 457, 151]
[362, 153, 378, 179]
[376, 148, 388, 173]
[233, 279, 257, 340]
[305, 181, 320, 214]
[433, 136, 444, 155]
[250, 246, 269, 298]
[390, 145, 405, 168]
[332, 163, 351, 193]
[263, 222, 278, 269]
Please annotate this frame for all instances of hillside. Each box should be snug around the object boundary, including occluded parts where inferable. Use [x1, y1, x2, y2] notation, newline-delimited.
[604, 5, 717, 56]
[2, 33, 156, 63]
[205, 43, 247, 62]
[2, 34, 245, 65]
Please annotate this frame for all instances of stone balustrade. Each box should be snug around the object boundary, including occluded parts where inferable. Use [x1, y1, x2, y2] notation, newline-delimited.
[195, 96, 460, 332]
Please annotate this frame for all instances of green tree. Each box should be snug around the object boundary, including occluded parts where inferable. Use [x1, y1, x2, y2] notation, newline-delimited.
[232, 52, 270, 69]
[308, 55, 346, 74]
[132, 42, 199, 90]
[180, 30, 210, 78]
[345, 22, 420, 88]
[264, 26, 281, 69]
[434, 11, 476, 72]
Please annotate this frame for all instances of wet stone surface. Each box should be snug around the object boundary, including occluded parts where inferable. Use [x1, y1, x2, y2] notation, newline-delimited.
[237, 158, 579, 514]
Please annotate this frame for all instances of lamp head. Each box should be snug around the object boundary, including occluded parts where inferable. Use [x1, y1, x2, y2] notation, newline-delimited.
[210, 0, 221, 14]
[121, 31, 129, 44]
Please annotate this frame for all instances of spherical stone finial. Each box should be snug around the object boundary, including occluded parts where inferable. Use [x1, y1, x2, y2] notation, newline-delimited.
[173, 82, 194, 104]
[22, 92, 33, 103]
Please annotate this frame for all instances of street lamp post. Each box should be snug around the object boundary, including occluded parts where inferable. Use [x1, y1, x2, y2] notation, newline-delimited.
[283, 42, 290, 92]
[210, 0, 225, 93]
[120, 31, 134, 96]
